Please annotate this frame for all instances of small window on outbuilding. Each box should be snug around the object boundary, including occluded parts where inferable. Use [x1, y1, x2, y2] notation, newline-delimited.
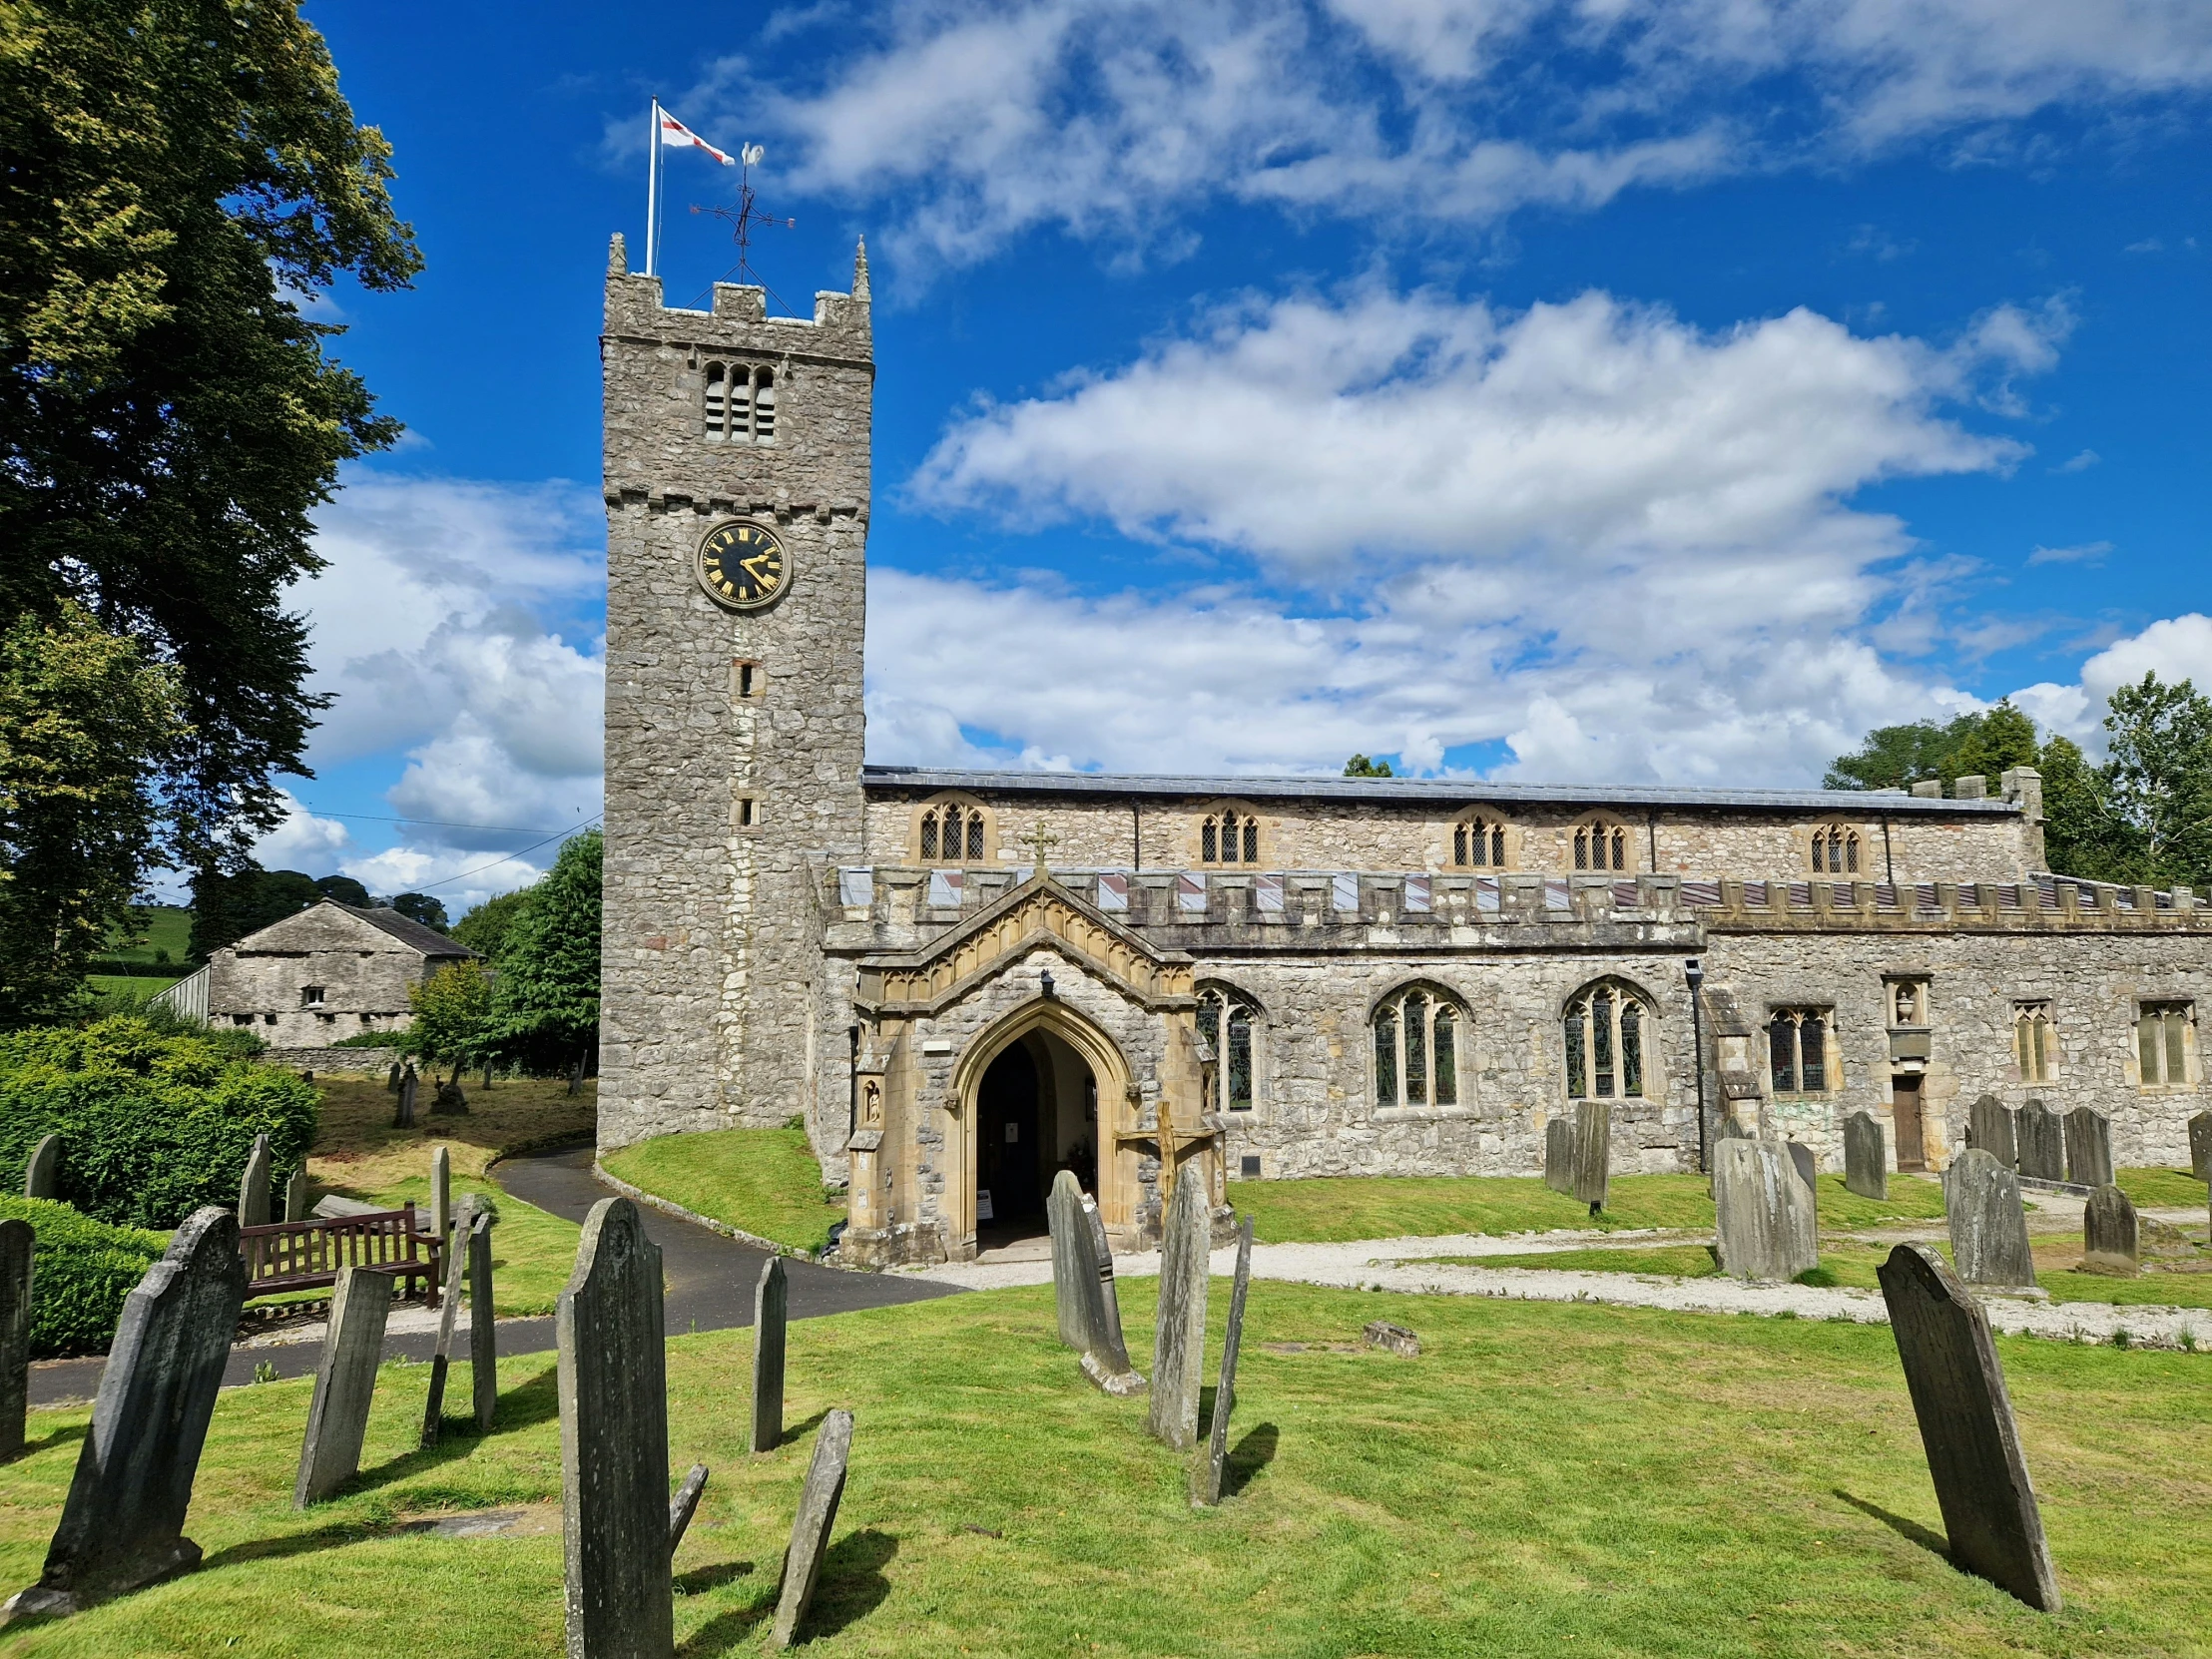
[300, 985, 324, 1008]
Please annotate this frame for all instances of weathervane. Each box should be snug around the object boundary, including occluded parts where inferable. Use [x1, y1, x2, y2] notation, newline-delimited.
[691, 145, 796, 303]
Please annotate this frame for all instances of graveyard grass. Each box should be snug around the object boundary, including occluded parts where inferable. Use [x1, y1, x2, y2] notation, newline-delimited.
[3, 1281, 2209, 1656]
[599, 1127, 846, 1255]
[305, 1075, 596, 1193]
[1227, 1171, 1949, 1242]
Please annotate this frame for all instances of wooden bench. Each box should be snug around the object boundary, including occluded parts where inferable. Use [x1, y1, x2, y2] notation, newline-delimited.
[240, 1204, 445, 1306]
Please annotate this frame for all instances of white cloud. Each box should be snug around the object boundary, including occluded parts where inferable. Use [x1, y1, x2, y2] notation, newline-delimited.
[2054, 448, 2100, 473]
[335, 844, 555, 918]
[722, 0, 2212, 273]
[2026, 539, 2112, 566]
[252, 791, 353, 870]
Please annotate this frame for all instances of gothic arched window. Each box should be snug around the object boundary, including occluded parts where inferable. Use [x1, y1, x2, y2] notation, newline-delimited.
[915, 797, 990, 864]
[1200, 807, 1261, 865]
[1452, 815, 1507, 868]
[1196, 985, 1261, 1113]
[1573, 818, 1630, 872]
[1811, 824, 1862, 875]
[1768, 1007, 1834, 1095]
[1373, 985, 1461, 1108]
[1562, 980, 1651, 1100]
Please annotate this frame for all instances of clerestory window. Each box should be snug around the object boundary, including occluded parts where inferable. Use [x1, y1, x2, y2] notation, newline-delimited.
[1563, 981, 1649, 1099]
[1452, 815, 1507, 868]
[1373, 986, 1461, 1109]
[916, 799, 989, 864]
[1573, 819, 1630, 872]
[1811, 825, 1862, 875]
[1201, 809, 1261, 865]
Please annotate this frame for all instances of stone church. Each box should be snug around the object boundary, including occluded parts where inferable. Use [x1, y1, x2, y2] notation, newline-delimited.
[597, 235, 2210, 1267]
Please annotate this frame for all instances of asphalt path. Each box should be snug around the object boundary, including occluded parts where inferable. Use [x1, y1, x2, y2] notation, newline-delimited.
[28, 1143, 953, 1406]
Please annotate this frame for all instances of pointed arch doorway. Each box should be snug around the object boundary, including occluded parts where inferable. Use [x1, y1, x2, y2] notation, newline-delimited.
[953, 1000, 1131, 1262]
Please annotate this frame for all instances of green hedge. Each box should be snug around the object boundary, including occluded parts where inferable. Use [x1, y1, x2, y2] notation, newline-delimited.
[0, 1196, 168, 1358]
[0, 1017, 318, 1230]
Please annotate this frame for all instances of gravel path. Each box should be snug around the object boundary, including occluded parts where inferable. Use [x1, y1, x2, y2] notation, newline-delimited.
[895, 1222, 2212, 1352]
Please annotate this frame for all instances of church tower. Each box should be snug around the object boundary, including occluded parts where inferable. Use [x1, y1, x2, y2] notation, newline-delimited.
[597, 234, 872, 1149]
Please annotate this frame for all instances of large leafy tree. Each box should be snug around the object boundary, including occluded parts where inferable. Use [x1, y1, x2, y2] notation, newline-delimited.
[2101, 672, 2212, 886]
[0, 0, 419, 883]
[1823, 702, 2036, 794]
[186, 864, 320, 957]
[451, 886, 532, 962]
[491, 830, 602, 1073]
[0, 603, 191, 1022]
[408, 959, 493, 1082]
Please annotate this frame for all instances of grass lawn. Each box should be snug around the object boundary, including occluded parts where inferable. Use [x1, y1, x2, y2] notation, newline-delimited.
[306, 1075, 595, 1194]
[1, 1280, 2209, 1656]
[101, 903, 193, 963]
[1226, 1170, 1949, 1243]
[346, 1173, 580, 1317]
[601, 1127, 843, 1256]
[2117, 1167, 2210, 1209]
[81, 974, 186, 1001]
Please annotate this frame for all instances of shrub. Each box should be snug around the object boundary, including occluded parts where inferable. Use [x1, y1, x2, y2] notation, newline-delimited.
[0, 1016, 317, 1229]
[0, 1196, 167, 1358]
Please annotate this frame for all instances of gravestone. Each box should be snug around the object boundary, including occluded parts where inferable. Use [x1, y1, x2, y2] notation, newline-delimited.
[430, 1146, 451, 1244]
[431, 1080, 469, 1116]
[1046, 1171, 1090, 1350]
[3, 1208, 249, 1618]
[2080, 1185, 2139, 1277]
[1191, 1216, 1253, 1507]
[1944, 1149, 2038, 1292]
[0, 1220, 30, 1462]
[394, 1065, 418, 1130]
[1364, 1321, 1420, 1358]
[1843, 1110, 1887, 1201]
[22, 1135, 58, 1201]
[1785, 1140, 1818, 1198]
[1076, 1194, 1144, 1396]
[1876, 1243, 2061, 1611]
[420, 1197, 475, 1446]
[2064, 1108, 2113, 1189]
[1967, 1095, 2017, 1170]
[386, 1060, 402, 1092]
[467, 1206, 497, 1431]
[2016, 1101, 2065, 1183]
[1572, 1099, 1610, 1211]
[668, 1463, 709, 1553]
[558, 1197, 672, 1659]
[752, 1257, 788, 1453]
[293, 1265, 394, 1505]
[2190, 1110, 2212, 1183]
[1543, 1117, 1575, 1196]
[282, 1168, 311, 1224]
[767, 1408, 854, 1652]
[1147, 1163, 1211, 1451]
[1713, 1138, 1818, 1282]
[237, 1133, 272, 1230]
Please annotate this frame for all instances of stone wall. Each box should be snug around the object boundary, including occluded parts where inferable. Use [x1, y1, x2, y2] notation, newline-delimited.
[597, 238, 874, 1151]
[208, 907, 442, 1049]
[859, 788, 2035, 884]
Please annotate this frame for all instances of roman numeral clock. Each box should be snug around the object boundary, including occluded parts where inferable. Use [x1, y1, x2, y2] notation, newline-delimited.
[696, 520, 787, 609]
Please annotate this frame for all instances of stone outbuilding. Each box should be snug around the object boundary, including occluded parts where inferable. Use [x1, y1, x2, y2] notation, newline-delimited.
[206, 900, 474, 1047]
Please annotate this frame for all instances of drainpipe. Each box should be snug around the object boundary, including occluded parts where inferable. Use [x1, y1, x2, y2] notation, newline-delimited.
[1686, 957, 1709, 1174]
[846, 1023, 860, 1138]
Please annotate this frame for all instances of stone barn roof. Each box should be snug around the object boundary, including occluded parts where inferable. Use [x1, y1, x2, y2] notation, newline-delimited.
[229, 899, 476, 958]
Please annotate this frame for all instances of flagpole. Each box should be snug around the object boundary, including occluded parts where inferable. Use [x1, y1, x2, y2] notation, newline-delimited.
[645, 99, 660, 277]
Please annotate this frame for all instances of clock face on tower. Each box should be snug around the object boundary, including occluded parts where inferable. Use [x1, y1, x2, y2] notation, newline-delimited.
[696, 521, 788, 611]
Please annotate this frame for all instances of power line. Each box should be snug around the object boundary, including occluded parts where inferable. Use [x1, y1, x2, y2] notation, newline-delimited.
[412, 816, 604, 894]
[296, 809, 586, 835]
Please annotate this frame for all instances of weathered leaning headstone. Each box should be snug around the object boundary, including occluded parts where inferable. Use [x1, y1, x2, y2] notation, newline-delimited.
[294, 1265, 394, 1506]
[1147, 1163, 1211, 1451]
[1572, 1099, 1610, 1212]
[386, 1060, 402, 1093]
[2016, 1100, 2065, 1183]
[1192, 1216, 1254, 1508]
[1785, 1139, 1817, 1197]
[1047, 1171, 1091, 1350]
[0, 1220, 31, 1463]
[1876, 1243, 2061, 1611]
[1713, 1138, 1818, 1282]
[3, 1208, 250, 1619]
[558, 1197, 673, 1659]
[2189, 1110, 2212, 1183]
[752, 1256, 788, 1454]
[394, 1065, 418, 1130]
[2064, 1108, 2113, 1189]
[1076, 1194, 1144, 1396]
[2080, 1185, 2139, 1277]
[1967, 1094, 2017, 1170]
[467, 1206, 497, 1431]
[282, 1168, 311, 1223]
[1944, 1149, 2038, 1293]
[420, 1197, 476, 1447]
[1843, 1110, 1887, 1200]
[22, 1135, 58, 1201]
[1543, 1116, 1575, 1196]
[237, 1133, 273, 1230]
[768, 1409, 853, 1652]
[668, 1463, 709, 1553]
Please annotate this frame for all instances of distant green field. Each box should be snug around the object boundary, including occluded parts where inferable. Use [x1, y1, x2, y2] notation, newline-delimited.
[101, 903, 194, 964]
[84, 974, 186, 1002]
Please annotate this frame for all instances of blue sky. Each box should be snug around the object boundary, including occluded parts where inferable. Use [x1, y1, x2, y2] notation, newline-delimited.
[261, 0, 2212, 910]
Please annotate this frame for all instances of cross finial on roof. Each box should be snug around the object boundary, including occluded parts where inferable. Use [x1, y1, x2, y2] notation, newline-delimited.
[1019, 819, 1059, 876]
